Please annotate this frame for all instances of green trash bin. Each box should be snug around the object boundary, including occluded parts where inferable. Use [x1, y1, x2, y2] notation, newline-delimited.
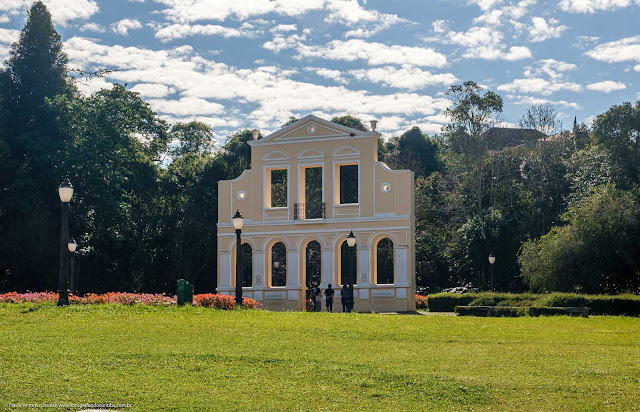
[177, 279, 194, 306]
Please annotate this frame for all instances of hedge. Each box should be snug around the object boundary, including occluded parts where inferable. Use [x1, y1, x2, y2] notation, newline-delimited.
[426, 292, 640, 316]
[455, 306, 525, 317]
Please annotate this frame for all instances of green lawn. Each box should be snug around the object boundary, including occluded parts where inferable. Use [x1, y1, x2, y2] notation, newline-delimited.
[1, 304, 639, 411]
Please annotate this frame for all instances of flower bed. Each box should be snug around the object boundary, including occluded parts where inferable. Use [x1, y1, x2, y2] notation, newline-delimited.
[415, 294, 428, 310]
[0, 291, 261, 310]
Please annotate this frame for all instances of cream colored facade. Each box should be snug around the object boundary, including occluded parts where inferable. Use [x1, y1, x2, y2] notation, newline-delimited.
[216, 115, 416, 311]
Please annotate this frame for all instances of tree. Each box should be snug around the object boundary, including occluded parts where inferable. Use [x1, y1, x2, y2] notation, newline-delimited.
[169, 121, 216, 157]
[281, 116, 298, 128]
[331, 115, 368, 132]
[519, 185, 640, 294]
[592, 101, 640, 186]
[518, 104, 561, 136]
[383, 127, 439, 178]
[443, 81, 503, 138]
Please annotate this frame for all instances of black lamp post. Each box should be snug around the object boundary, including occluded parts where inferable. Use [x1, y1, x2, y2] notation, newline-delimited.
[233, 210, 244, 307]
[57, 179, 73, 306]
[488, 253, 496, 291]
[68, 238, 77, 295]
[346, 231, 356, 312]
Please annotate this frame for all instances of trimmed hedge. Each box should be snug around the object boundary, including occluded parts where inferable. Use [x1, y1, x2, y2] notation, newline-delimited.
[527, 306, 588, 317]
[427, 292, 640, 316]
[455, 306, 525, 317]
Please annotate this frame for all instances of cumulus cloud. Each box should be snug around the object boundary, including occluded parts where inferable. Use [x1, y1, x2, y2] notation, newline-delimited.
[76, 76, 114, 96]
[585, 35, 640, 63]
[63, 36, 453, 135]
[305, 67, 349, 84]
[349, 66, 457, 90]
[0, 0, 98, 25]
[296, 38, 448, 67]
[79, 22, 105, 33]
[155, 23, 258, 41]
[585, 80, 626, 92]
[559, 0, 638, 13]
[0, 27, 19, 44]
[111, 18, 143, 35]
[440, 26, 532, 60]
[527, 17, 568, 42]
[498, 78, 582, 95]
[523, 59, 578, 80]
[131, 83, 175, 98]
[511, 95, 580, 109]
[468, 0, 503, 11]
[324, 0, 408, 38]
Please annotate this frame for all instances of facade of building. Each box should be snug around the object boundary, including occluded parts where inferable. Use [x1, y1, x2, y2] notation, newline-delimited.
[216, 115, 416, 312]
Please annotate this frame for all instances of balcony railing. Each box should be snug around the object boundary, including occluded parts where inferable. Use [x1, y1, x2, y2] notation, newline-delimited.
[294, 202, 325, 220]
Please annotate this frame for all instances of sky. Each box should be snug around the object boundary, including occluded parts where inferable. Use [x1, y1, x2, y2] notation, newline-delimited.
[0, 0, 639, 143]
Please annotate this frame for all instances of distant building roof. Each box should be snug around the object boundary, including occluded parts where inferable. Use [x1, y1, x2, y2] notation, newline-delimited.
[481, 127, 546, 151]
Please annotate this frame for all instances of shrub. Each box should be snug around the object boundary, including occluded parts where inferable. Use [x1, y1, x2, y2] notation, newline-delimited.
[427, 293, 476, 312]
[527, 306, 588, 317]
[455, 306, 525, 317]
[415, 294, 428, 310]
[193, 294, 261, 310]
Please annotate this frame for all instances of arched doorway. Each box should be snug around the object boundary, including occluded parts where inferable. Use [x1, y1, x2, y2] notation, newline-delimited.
[270, 241, 287, 287]
[241, 243, 253, 287]
[375, 238, 394, 284]
[340, 240, 357, 285]
[305, 240, 321, 297]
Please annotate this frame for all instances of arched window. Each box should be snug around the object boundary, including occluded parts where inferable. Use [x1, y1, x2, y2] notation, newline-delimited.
[271, 241, 287, 287]
[340, 240, 357, 285]
[305, 241, 321, 289]
[241, 243, 253, 287]
[376, 238, 394, 284]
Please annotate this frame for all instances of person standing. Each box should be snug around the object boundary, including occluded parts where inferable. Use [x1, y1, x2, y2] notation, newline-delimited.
[314, 285, 322, 312]
[341, 284, 348, 312]
[324, 284, 335, 312]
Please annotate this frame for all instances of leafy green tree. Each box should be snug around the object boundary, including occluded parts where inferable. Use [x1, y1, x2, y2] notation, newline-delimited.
[281, 116, 298, 128]
[331, 115, 369, 132]
[169, 121, 216, 156]
[519, 185, 640, 294]
[49, 85, 169, 292]
[592, 100, 640, 186]
[383, 127, 439, 178]
[443, 81, 503, 138]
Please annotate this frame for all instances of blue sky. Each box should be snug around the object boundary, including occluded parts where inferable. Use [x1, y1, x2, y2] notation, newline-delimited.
[1, 0, 639, 142]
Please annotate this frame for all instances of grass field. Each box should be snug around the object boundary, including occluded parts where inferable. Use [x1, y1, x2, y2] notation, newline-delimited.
[1, 304, 639, 411]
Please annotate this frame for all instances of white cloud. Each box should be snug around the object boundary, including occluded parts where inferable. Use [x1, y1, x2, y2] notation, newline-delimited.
[76, 76, 114, 96]
[324, 0, 408, 37]
[635, 64, 640, 71]
[131, 83, 175, 98]
[523, 59, 578, 80]
[585, 36, 640, 63]
[0, 15, 10, 24]
[528, 17, 568, 42]
[473, 10, 503, 26]
[438, 26, 532, 60]
[63, 36, 452, 134]
[156, 0, 326, 23]
[155, 23, 257, 41]
[468, 0, 503, 11]
[296, 38, 448, 67]
[147, 97, 225, 116]
[585, 80, 626, 92]
[263, 32, 308, 53]
[0, 27, 19, 44]
[498, 77, 582, 95]
[270, 24, 297, 33]
[349, 66, 457, 90]
[511, 95, 580, 108]
[111, 18, 143, 35]
[0, 0, 98, 26]
[432, 20, 449, 33]
[305, 67, 349, 84]
[79, 22, 105, 33]
[559, 0, 637, 13]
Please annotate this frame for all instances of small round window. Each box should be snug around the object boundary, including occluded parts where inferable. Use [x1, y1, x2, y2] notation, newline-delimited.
[380, 183, 391, 193]
[237, 190, 247, 200]
[307, 124, 317, 134]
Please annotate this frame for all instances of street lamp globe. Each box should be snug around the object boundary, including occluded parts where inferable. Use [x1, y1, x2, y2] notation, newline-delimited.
[232, 210, 244, 230]
[488, 253, 496, 265]
[58, 178, 74, 203]
[273, 261, 280, 269]
[346, 231, 356, 247]
[68, 238, 77, 253]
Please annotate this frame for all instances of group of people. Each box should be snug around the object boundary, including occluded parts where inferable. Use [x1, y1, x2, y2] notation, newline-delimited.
[310, 283, 354, 313]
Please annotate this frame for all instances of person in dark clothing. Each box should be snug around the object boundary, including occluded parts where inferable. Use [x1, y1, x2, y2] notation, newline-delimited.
[314, 285, 322, 312]
[324, 284, 335, 312]
[341, 284, 348, 312]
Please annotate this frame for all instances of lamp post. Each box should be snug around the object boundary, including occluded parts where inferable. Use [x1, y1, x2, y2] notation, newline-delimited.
[346, 231, 356, 312]
[233, 210, 244, 307]
[57, 179, 74, 306]
[488, 253, 496, 291]
[68, 238, 77, 295]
